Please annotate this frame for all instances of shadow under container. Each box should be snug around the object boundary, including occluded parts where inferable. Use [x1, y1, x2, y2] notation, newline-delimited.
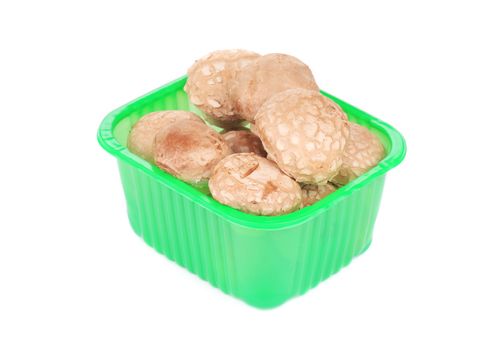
[97, 76, 406, 308]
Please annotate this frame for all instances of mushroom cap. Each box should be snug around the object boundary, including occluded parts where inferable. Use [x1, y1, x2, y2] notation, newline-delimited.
[234, 53, 319, 122]
[221, 129, 267, 157]
[255, 88, 350, 184]
[209, 153, 302, 216]
[127, 111, 204, 162]
[153, 119, 231, 184]
[184, 49, 260, 128]
[301, 183, 337, 208]
[249, 123, 259, 136]
[332, 122, 385, 185]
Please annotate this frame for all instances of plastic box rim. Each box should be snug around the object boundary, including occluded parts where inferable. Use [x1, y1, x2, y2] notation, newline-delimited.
[97, 76, 406, 230]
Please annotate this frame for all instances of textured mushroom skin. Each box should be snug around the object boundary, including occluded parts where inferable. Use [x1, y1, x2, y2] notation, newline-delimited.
[332, 122, 385, 185]
[184, 49, 260, 127]
[127, 111, 204, 162]
[222, 130, 267, 157]
[209, 153, 302, 216]
[153, 119, 231, 184]
[249, 123, 259, 136]
[234, 53, 319, 122]
[255, 88, 350, 184]
[301, 183, 337, 208]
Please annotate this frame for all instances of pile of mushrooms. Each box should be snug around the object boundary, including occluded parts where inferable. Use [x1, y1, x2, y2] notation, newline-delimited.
[128, 50, 385, 216]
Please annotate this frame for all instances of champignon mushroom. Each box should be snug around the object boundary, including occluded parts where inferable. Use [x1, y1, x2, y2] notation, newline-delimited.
[127, 111, 204, 162]
[209, 153, 302, 215]
[332, 122, 385, 185]
[184, 49, 260, 128]
[300, 183, 337, 208]
[153, 119, 231, 184]
[255, 88, 349, 184]
[233, 53, 319, 122]
[221, 129, 267, 157]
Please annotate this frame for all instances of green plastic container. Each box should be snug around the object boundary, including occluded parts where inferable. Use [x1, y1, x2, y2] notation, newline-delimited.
[97, 76, 406, 308]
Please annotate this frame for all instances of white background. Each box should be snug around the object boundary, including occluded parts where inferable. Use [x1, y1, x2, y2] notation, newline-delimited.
[1, 1, 492, 349]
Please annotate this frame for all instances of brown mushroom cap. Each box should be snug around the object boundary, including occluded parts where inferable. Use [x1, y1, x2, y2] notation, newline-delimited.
[332, 122, 385, 185]
[255, 88, 350, 184]
[301, 183, 337, 208]
[127, 111, 204, 162]
[234, 53, 319, 122]
[184, 49, 260, 128]
[221, 130, 267, 157]
[153, 119, 231, 184]
[209, 153, 302, 216]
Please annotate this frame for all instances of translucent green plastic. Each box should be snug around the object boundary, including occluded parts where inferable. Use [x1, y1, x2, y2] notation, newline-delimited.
[97, 76, 406, 308]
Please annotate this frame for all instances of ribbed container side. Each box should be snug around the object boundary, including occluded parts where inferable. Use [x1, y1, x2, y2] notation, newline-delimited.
[292, 176, 385, 297]
[117, 158, 385, 308]
[118, 160, 236, 297]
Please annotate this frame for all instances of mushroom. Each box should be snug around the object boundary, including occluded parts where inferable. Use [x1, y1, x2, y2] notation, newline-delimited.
[153, 119, 231, 184]
[300, 183, 337, 208]
[127, 111, 204, 162]
[255, 88, 349, 184]
[233, 53, 319, 122]
[221, 129, 267, 157]
[209, 153, 302, 215]
[184, 49, 260, 128]
[249, 123, 259, 136]
[332, 122, 385, 185]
